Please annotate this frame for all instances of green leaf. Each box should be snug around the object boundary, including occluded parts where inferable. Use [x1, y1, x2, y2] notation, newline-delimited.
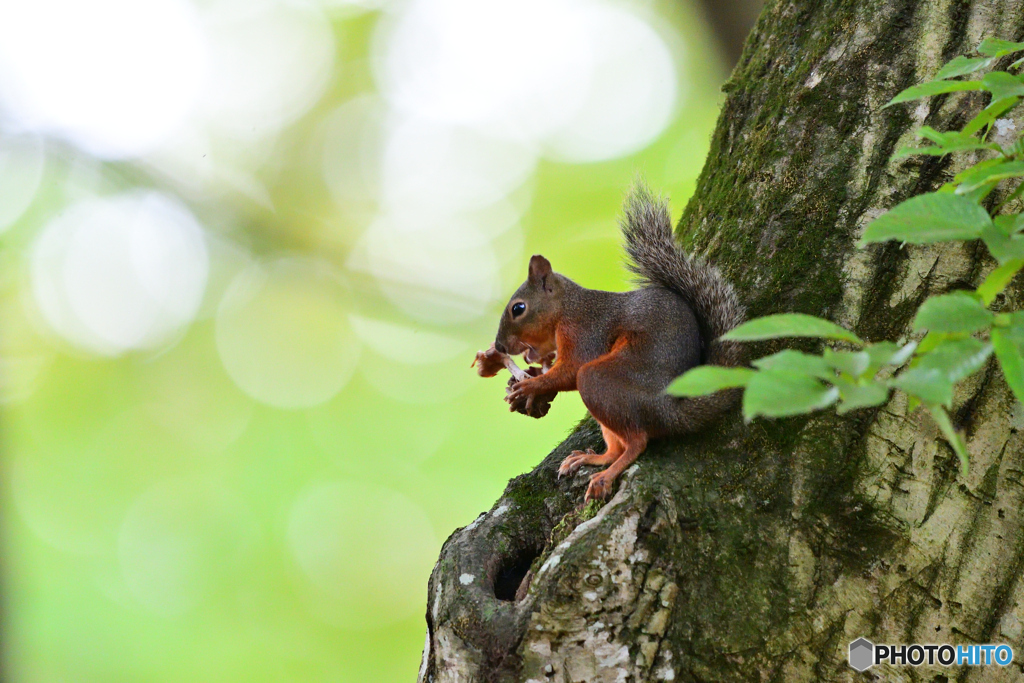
[978, 38, 1024, 58]
[962, 97, 1020, 136]
[893, 128, 1001, 159]
[992, 326, 1024, 404]
[981, 71, 1024, 100]
[957, 160, 1024, 193]
[982, 223, 1024, 264]
[721, 314, 864, 345]
[666, 366, 755, 397]
[978, 259, 1024, 304]
[995, 181, 1024, 213]
[994, 213, 1024, 234]
[865, 340, 918, 370]
[936, 55, 995, 79]
[752, 350, 833, 378]
[913, 291, 994, 333]
[859, 193, 993, 246]
[890, 367, 954, 406]
[1007, 138, 1024, 158]
[742, 370, 839, 421]
[916, 331, 954, 355]
[916, 337, 994, 382]
[823, 348, 871, 377]
[928, 405, 969, 477]
[834, 378, 890, 413]
[884, 79, 983, 108]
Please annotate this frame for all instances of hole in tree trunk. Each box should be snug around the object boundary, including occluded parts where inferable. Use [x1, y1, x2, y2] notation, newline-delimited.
[493, 546, 541, 601]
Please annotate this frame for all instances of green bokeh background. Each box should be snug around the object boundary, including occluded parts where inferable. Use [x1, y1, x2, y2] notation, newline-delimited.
[0, 2, 727, 680]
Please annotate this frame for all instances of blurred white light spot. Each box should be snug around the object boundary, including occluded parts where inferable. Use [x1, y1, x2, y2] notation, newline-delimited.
[374, 0, 681, 162]
[541, 6, 679, 162]
[0, 0, 206, 158]
[357, 214, 502, 324]
[0, 134, 44, 232]
[375, 0, 590, 141]
[380, 115, 536, 220]
[201, 0, 335, 138]
[30, 192, 209, 355]
[287, 480, 437, 629]
[349, 315, 468, 365]
[119, 478, 256, 616]
[320, 95, 387, 213]
[319, 0, 391, 13]
[216, 257, 359, 409]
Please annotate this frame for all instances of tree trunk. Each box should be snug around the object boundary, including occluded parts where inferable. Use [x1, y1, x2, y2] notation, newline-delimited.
[419, 1, 1024, 681]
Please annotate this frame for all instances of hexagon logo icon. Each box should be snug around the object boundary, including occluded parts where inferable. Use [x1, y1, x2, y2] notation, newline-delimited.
[849, 638, 875, 671]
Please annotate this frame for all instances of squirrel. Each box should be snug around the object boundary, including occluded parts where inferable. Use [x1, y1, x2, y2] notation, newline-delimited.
[476, 183, 745, 501]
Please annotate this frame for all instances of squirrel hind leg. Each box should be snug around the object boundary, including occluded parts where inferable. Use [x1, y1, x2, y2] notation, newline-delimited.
[557, 425, 625, 478]
[585, 428, 647, 501]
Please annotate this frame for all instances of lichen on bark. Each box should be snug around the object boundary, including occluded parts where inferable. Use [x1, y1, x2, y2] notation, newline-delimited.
[419, 1, 1024, 681]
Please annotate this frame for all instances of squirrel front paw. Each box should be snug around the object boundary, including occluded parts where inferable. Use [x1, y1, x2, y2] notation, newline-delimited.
[471, 345, 506, 377]
[505, 377, 555, 418]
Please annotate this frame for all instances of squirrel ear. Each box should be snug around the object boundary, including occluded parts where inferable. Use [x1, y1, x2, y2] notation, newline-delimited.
[528, 254, 552, 281]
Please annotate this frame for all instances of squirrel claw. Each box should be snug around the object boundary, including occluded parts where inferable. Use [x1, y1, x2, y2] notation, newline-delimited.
[584, 471, 614, 501]
[557, 449, 597, 478]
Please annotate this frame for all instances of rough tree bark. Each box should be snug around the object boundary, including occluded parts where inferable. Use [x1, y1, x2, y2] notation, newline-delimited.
[420, 1, 1024, 681]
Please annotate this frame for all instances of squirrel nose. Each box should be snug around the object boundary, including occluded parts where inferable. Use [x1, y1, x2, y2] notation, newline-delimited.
[494, 341, 507, 354]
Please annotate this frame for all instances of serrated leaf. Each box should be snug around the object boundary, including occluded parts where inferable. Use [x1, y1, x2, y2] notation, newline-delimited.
[916, 331, 956, 355]
[861, 341, 918, 376]
[824, 348, 871, 377]
[742, 370, 839, 421]
[957, 160, 1024, 193]
[913, 291, 994, 333]
[978, 38, 1024, 58]
[834, 378, 890, 413]
[752, 350, 833, 378]
[954, 158, 1006, 184]
[722, 314, 864, 344]
[936, 55, 995, 79]
[981, 71, 1024, 100]
[916, 337, 993, 382]
[884, 79, 983, 108]
[666, 366, 754, 397]
[891, 367, 954, 406]
[893, 143, 998, 160]
[993, 326, 1024, 404]
[859, 193, 993, 246]
[928, 405, 969, 477]
[1007, 138, 1024, 157]
[888, 341, 919, 366]
[963, 97, 1020, 136]
[994, 214, 1024, 234]
[978, 259, 1024, 305]
[982, 223, 1024, 264]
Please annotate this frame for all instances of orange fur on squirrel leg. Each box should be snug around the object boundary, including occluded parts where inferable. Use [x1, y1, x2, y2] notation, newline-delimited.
[557, 424, 625, 478]
[585, 429, 647, 501]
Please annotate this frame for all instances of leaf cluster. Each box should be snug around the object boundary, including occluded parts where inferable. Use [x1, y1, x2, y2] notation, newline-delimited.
[669, 39, 1024, 476]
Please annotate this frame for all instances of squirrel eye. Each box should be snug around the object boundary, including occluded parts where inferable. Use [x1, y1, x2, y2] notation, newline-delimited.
[511, 302, 526, 317]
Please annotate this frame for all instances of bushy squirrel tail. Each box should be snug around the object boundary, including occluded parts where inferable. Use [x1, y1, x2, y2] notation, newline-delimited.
[620, 182, 746, 431]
